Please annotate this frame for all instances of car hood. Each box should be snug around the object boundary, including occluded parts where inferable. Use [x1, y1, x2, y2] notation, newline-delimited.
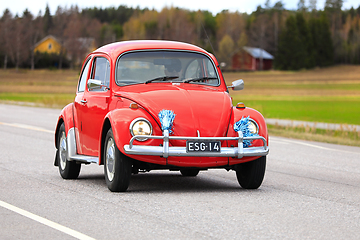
[116, 84, 233, 137]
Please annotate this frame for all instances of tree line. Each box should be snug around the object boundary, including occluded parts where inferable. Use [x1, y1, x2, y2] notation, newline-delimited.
[0, 0, 359, 71]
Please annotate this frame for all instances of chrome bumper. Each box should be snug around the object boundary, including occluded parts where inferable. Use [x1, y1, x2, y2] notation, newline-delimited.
[124, 130, 269, 158]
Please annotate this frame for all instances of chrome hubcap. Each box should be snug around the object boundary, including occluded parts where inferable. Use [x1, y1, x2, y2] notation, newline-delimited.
[106, 138, 115, 182]
[59, 132, 67, 170]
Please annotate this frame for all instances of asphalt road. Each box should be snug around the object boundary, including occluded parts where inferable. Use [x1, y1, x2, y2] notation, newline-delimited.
[0, 103, 360, 239]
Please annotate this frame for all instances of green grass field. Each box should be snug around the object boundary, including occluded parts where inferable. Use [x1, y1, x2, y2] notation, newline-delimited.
[226, 65, 360, 126]
[232, 95, 360, 125]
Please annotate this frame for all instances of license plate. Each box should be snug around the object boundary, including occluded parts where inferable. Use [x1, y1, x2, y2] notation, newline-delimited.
[186, 141, 221, 152]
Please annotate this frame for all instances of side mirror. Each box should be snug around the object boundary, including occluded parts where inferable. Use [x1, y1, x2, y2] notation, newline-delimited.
[87, 79, 109, 91]
[228, 79, 244, 91]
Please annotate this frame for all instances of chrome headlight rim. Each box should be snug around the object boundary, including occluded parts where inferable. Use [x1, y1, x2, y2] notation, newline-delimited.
[248, 118, 259, 134]
[129, 118, 153, 141]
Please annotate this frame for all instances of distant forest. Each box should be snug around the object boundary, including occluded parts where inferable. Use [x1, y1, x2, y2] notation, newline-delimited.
[0, 0, 359, 70]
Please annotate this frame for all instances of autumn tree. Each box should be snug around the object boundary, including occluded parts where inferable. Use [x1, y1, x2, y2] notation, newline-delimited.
[22, 9, 43, 70]
[6, 12, 33, 71]
[298, 0, 306, 12]
[122, 13, 146, 40]
[186, 10, 217, 53]
[157, 8, 196, 43]
[82, 17, 102, 46]
[63, 6, 100, 68]
[52, 6, 69, 69]
[216, 10, 245, 50]
[248, 12, 274, 69]
[309, 0, 317, 12]
[325, 0, 343, 63]
[0, 9, 12, 69]
[236, 32, 248, 69]
[64, 8, 83, 69]
[218, 34, 235, 69]
[1, 2, 360, 70]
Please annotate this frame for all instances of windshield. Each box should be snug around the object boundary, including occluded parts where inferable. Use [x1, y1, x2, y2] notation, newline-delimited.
[116, 51, 219, 86]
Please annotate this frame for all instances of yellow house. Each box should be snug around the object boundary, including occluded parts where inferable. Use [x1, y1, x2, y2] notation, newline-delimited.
[34, 35, 63, 54]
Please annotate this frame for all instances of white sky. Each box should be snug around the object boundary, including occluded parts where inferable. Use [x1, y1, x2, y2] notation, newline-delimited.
[1, 0, 359, 16]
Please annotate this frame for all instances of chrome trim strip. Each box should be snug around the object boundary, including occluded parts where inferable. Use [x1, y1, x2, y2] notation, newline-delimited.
[124, 131, 269, 158]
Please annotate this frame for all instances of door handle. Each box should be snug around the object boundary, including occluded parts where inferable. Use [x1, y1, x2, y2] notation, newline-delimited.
[81, 100, 87, 104]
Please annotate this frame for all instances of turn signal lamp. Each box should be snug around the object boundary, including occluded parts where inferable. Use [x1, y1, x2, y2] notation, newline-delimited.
[236, 102, 246, 109]
[130, 102, 139, 109]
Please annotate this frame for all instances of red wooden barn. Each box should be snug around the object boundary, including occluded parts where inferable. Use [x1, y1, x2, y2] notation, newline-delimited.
[232, 46, 274, 71]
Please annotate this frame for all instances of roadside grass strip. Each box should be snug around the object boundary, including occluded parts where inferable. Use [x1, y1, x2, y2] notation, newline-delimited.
[268, 124, 360, 147]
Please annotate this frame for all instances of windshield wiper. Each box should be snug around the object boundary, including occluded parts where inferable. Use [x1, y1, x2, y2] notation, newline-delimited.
[183, 77, 218, 83]
[145, 76, 179, 84]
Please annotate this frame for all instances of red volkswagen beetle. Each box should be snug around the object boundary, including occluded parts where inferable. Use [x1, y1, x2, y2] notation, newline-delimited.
[54, 40, 269, 192]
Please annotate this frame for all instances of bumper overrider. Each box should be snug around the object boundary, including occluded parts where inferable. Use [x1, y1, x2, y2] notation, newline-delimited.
[124, 130, 269, 158]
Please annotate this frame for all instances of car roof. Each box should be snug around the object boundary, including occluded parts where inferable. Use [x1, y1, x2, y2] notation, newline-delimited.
[93, 40, 209, 59]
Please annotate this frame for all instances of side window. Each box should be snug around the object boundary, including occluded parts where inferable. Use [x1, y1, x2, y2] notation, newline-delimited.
[91, 57, 110, 91]
[207, 60, 216, 77]
[78, 58, 91, 92]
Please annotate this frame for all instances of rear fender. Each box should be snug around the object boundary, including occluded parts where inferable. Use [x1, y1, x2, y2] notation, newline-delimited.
[55, 103, 75, 149]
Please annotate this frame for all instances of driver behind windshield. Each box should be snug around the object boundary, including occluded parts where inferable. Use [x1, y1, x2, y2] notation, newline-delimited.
[164, 59, 182, 78]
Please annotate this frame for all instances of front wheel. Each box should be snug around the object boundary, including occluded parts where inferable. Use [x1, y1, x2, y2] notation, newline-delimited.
[57, 123, 81, 179]
[104, 128, 132, 192]
[236, 156, 266, 189]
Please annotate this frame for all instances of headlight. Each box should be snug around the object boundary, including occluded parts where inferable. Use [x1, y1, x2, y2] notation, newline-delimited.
[130, 118, 152, 141]
[248, 119, 259, 134]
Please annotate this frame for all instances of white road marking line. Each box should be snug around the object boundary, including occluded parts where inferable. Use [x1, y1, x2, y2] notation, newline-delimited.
[277, 138, 330, 150]
[0, 200, 96, 240]
[270, 137, 360, 155]
[0, 122, 53, 133]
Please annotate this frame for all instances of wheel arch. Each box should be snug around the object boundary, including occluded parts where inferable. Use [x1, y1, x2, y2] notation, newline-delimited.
[99, 118, 112, 165]
[55, 103, 75, 149]
[55, 118, 64, 149]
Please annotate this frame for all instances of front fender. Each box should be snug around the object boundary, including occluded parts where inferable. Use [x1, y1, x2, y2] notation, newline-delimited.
[226, 106, 268, 165]
[104, 107, 163, 155]
[229, 107, 268, 142]
[229, 106, 268, 143]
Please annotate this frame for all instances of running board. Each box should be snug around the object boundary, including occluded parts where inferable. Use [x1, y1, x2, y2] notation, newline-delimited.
[67, 127, 99, 164]
[68, 155, 99, 164]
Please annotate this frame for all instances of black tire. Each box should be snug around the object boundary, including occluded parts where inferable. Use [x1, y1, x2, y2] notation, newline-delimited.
[57, 123, 81, 179]
[104, 128, 132, 192]
[236, 156, 266, 189]
[180, 169, 200, 177]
